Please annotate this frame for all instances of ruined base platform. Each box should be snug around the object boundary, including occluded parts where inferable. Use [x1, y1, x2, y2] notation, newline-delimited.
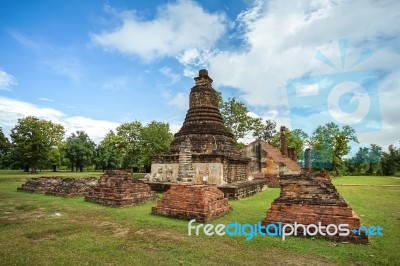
[144, 181, 172, 192]
[85, 170, 157, 207]
[250, 173, 280, 188]
[262, 173, 368, 243]
[17, 176, 63, 193]
[152, 184, 232, 222]
[46, 177, 98, 198]
[217, 179, 268, 199]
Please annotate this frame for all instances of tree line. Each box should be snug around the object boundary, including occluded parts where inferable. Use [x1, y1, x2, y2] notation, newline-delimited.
[0, 97, 398, 176]
[0, 117, 172, 173]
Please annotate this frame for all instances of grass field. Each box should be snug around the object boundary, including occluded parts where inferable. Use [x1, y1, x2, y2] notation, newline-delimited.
[0, 171, 399, 265]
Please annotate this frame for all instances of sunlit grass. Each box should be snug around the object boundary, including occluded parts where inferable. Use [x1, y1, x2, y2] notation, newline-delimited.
[0, 171, 399, 265]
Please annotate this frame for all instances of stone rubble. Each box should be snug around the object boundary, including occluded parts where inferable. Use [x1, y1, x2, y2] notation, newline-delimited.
[17, 176, 63, 194]
[46, 177, 98, 198]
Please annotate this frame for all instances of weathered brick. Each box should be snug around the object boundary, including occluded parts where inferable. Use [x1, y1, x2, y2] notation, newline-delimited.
[262, 173, 368, 243]
[85, 170, 156, 207]
[152, 184, 232, 222]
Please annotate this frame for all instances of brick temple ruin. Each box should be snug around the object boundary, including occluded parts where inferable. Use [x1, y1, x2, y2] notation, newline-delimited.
[151, 69, 260, 220]
[241, 126, 301, 187]
[150, 69, 251, 185]
[85, 170, 156, 207]
[17, 176, 98, 197]
[148, 69, 267, 201]
[262, 172, 369, 243]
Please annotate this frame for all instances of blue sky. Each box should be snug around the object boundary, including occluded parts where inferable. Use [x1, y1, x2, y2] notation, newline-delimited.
[0, 0, 399, 151]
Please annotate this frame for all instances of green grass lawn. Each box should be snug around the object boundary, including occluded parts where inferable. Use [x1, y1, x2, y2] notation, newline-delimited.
[0, 171, 399, 265]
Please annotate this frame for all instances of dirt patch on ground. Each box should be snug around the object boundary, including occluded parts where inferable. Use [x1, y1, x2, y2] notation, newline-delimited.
[70, 216, 131, 237]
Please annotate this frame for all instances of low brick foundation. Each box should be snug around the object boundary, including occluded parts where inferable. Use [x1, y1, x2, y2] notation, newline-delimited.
[46, 177, 98, 197]
[152, 184, 232, 222]
[144, 181, 171, 192]
[17, 176, 64, 193]
[251, 173, 280, 188]
[262, 173, 368, 243]
[217, 180, 268, 199]
[85, 170, 157, 207]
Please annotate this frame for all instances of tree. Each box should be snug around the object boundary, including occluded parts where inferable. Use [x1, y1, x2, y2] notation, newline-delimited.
[219, 97, 262, 141]
[271, 127, 308, 161]
[348, 146, 370, 173]
[139, 121, 173, 171]
[95, 131, 124, 171]
[253, 119, 277, 143]
[367, 144, 382, 174]
[0, 127, 11, 168]
[309, 122, 358, 176]
[116, 121, 142, 171]
[10, 116, 65, 172]
[47, 146, 65, 172]
[65, 131, 95, 172]
[380, 144, 400, 176]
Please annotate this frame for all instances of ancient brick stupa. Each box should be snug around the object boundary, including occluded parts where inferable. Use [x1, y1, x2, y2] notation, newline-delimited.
[151, 69, 256, 220]
[150, 69, 250, 185]
[85, 170, 156, 207]
[262, 172, 368, 243]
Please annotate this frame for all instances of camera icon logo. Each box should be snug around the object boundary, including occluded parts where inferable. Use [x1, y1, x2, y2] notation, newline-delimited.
[286, 40, 381, 133]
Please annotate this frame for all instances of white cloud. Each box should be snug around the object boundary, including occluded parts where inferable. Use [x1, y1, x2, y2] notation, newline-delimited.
[0, 97, 119, 143]
[38, 97, 54, 102]
[177, 0, 400, 108]
[163, 91, 188, 111]
[0, 70, 18, 91]
[159, 66, 180, 85]
[175, 0, 400, 148]
[91, 0, 227, 61]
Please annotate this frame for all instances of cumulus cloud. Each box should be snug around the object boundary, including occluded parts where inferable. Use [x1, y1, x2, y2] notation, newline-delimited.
[174, 0, 400, 147]
[204, 0, 400, 107]
[159, 66, 180, 85]
[91, 0, 227, 61]
[0, 70, 18, 91]
[0, 97, 119, 143]
[163, 91, 188, 111]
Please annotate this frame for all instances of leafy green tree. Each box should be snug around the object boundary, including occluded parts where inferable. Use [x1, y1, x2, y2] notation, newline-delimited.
[348, 146, 370, 173]
[309, 122, 358, 176]
[10, 116, 65, 172]
[65, 131, 95, 172]
[253, 119, 277, 143]
[219, 97, 262, 141]
[116, 121, 142, 171]
[95, 131, 124, 171]
[139, 121, 173, 171]
[271, 127, 308, 161]
[47, 146, 64, 172]
[367, 144, 382, 174]
[0, 127, 11, 168]
[380, 144, 400, 176]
